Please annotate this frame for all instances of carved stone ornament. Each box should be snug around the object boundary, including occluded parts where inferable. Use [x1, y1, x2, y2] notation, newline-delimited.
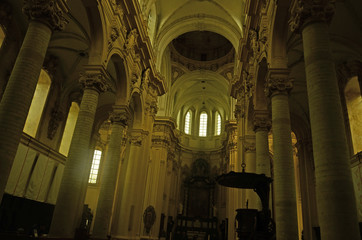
[244, 142, 256, 153]
[111, 0, 123, 15]
[79, 71, 109, 93]
[143, 206, 156, 234]
[23, 0, 68, 31]
[124, 29, 138, 55]
[109, 109, 129, 127]
[258, 26, 268, 55]
[141, 68, 151, 91]
[152, 135, 170, 147]
[244, 72, 254, 98]
[233, 103, 242, 119]
[228, 139, 237, 151]
[249, 29, 259, 60]
[47, 106, 64, 140]
[253, 116, 271, 132]
[129, 132, 147, 146]
[265, 76, 293, 97]
[146, 99, 158, 117]
[289, 0, 336, 33]
[108, 20, 120, 50]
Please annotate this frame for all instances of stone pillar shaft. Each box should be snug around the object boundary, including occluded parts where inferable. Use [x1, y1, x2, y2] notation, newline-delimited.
[254, 115, 271, 177]
[92, 108, 128, 239]
[266, 71, 299, 240]
[49, 68, 108, 238]
[296, 140, 319, 240]
[302, 20, 360, 240]
[0, 21, 52, 201]
[244, 140, 258, 210]
[0, 0, 68, 200]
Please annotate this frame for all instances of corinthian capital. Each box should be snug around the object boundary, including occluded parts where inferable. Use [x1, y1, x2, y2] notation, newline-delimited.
[289, 0, 336, 33]
[110, 106, 130, 127]
[80, 66, 110, 93]
[253, 115, 271, 132]
[129, 130, 148, 146]
[23, 0, 68, 31]
[265, 69, 293, 97]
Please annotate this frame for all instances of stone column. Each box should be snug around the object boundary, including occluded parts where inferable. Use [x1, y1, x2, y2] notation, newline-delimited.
[296, 139, 319, 240]
[265, 69, 298, 240]
[225, 121, 239, 240]
[253, 112, 272, 211]
[92, 106, 130, 239]
[253, 111, 271, 176]
[49, 66, 109, 238]
[0, 0, 67, 202]
[0, 1, 17, 100]
[244, 139, 258, 210]
[290, 1, 360, 239]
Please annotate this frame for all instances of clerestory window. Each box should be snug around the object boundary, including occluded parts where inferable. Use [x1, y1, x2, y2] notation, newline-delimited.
[216, 112, 221, 135]
[185, 110, 191, 134]
[199, 112, 208, 137]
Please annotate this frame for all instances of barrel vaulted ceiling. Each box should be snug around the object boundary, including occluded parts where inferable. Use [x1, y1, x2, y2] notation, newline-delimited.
[149, 0, 246, 121]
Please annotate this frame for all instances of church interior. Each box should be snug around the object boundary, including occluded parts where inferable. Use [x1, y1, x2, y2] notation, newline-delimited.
[0, 0, 361, 240]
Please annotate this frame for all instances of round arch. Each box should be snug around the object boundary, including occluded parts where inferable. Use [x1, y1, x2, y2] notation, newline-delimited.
[82, 0, 107, 65]
[268, 0, 292, 69]
[253, 58, 269, 111]
[155, 16, 241, 70]
[105, 51, 130, 105]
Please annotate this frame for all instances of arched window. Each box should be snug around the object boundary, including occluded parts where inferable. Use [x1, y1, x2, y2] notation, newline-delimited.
[0, 26, 5, 48]
[344, 76, 362, 154]
[215, 112, 221, 135]
[59, 102, 80, 156]
[199, 112, 208, 137]
[23, 70, 51, 137]
[185, 110, 191, 134]
[89, 149, 102, 184]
